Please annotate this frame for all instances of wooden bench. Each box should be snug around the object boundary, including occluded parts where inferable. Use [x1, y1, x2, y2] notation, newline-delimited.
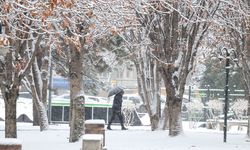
[206, 119, 218, 129]
[85, 119, 105, 146]
[206, 119, 248, 130]
[0, 138, 22, 150]
[82, 134, 103, 150]
[218, 120, 248, 131]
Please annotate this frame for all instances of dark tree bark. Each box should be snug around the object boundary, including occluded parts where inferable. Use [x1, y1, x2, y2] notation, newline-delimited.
[4, 96, 18, 138]
[69, 39, 85, 142]
[1, 52, 20, 138]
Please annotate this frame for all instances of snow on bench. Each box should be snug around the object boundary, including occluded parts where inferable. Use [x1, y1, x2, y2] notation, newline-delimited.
[206, 119, 248, 130]
[218, 120, 248, 131]
[85, 119, 105, 125]
[0, 138, 22, 150]
[82, 134, 103, 150]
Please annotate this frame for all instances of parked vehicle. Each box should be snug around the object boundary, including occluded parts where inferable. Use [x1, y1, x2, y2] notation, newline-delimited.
[52, 94, 109, 104]
[122, 94, 168, 113]
[122, 94, 146, 112]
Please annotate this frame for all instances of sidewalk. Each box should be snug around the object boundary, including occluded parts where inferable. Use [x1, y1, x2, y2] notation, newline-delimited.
[0, 121, 250, 150]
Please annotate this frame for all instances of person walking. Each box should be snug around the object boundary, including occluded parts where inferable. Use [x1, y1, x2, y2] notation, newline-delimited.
[107, 90, 127, 130]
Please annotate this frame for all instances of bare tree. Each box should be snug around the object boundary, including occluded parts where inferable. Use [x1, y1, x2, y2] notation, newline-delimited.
[123, 27, 163, 130]
[51, 0, 134, 142]
[0, 0, 51, 137]
[0, 0, 88, 137]
[237, 0, 250, 137]
[132, 0, 220, 136]
[210, 0, 250, 137]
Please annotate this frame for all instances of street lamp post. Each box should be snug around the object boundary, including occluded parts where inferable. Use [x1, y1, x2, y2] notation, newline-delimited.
[223, 50, 230, 143]
[219, 47, 237, 143]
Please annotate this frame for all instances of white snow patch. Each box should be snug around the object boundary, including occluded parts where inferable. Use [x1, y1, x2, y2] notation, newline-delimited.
[139, 113, 151, 126]
[82, 134, 103, 141]
[85, 119, 105, 125]
[0, 138, 22, 145]
[0, 121, 249, 150]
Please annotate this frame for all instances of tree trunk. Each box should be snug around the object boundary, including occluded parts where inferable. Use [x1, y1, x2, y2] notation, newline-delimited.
[167, 95, 182, 136]
[4, 95, 18, 138]
[29, 76, 49, 131]
[150, 114, 160, 130]
[133, 53, 161, 131]
[33, 104, 39, 126]
[149, 60, 161, 131]
[69, 96, 85, 142]
[2, 52, 20, 138]
[35, 100, 49, 131]
[69, 40, 85, 142]
[161, 105, 169, 130]
[28, 58, 49, 131]
[162, 66, 183, 136]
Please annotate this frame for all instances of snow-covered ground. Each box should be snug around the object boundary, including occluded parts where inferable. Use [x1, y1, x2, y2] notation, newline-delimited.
[0, 121, 249, 150]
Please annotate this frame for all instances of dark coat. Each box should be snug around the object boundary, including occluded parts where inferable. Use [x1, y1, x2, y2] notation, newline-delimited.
[112, 93, 123, 112]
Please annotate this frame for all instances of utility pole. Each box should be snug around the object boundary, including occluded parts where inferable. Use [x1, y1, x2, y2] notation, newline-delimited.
[223, 50, 230, 143]
[220, 47, 237, 143]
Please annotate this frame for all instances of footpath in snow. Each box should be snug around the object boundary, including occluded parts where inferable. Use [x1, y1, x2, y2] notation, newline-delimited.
[0, 121, 250, 150]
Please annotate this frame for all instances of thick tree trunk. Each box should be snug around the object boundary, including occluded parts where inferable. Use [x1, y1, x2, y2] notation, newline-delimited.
[150, 114, 159, 130]
[161, 65, 183, 136]
[2, 52, 20, 138]
[69, 41, 85, 142]
[69, 96, 85, 142]
[167, 95, 182, 136]
[5, 97, 17, 138]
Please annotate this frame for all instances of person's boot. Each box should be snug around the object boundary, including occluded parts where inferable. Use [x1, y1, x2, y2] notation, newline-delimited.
[121, 125, 127, 130]
[107, 123, 112, 130]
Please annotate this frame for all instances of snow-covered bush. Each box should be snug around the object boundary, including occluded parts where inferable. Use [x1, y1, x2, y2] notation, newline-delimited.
[122, 101, 136, 126]
[231, 99, 248, 120]
[207, 99, 223, 117]
[186, 100, 204, 112]
[186, 100, 204, 121]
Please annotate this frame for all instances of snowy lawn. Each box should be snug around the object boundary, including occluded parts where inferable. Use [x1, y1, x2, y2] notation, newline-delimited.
[0, 121, 250, 150]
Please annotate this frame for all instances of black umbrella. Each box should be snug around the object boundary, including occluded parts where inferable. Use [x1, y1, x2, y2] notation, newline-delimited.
[108, 86, 124, 97]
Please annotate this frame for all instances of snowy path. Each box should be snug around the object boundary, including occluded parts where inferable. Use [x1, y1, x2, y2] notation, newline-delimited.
[0, 121, 250, 150]
[105, 128, 250, 150]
